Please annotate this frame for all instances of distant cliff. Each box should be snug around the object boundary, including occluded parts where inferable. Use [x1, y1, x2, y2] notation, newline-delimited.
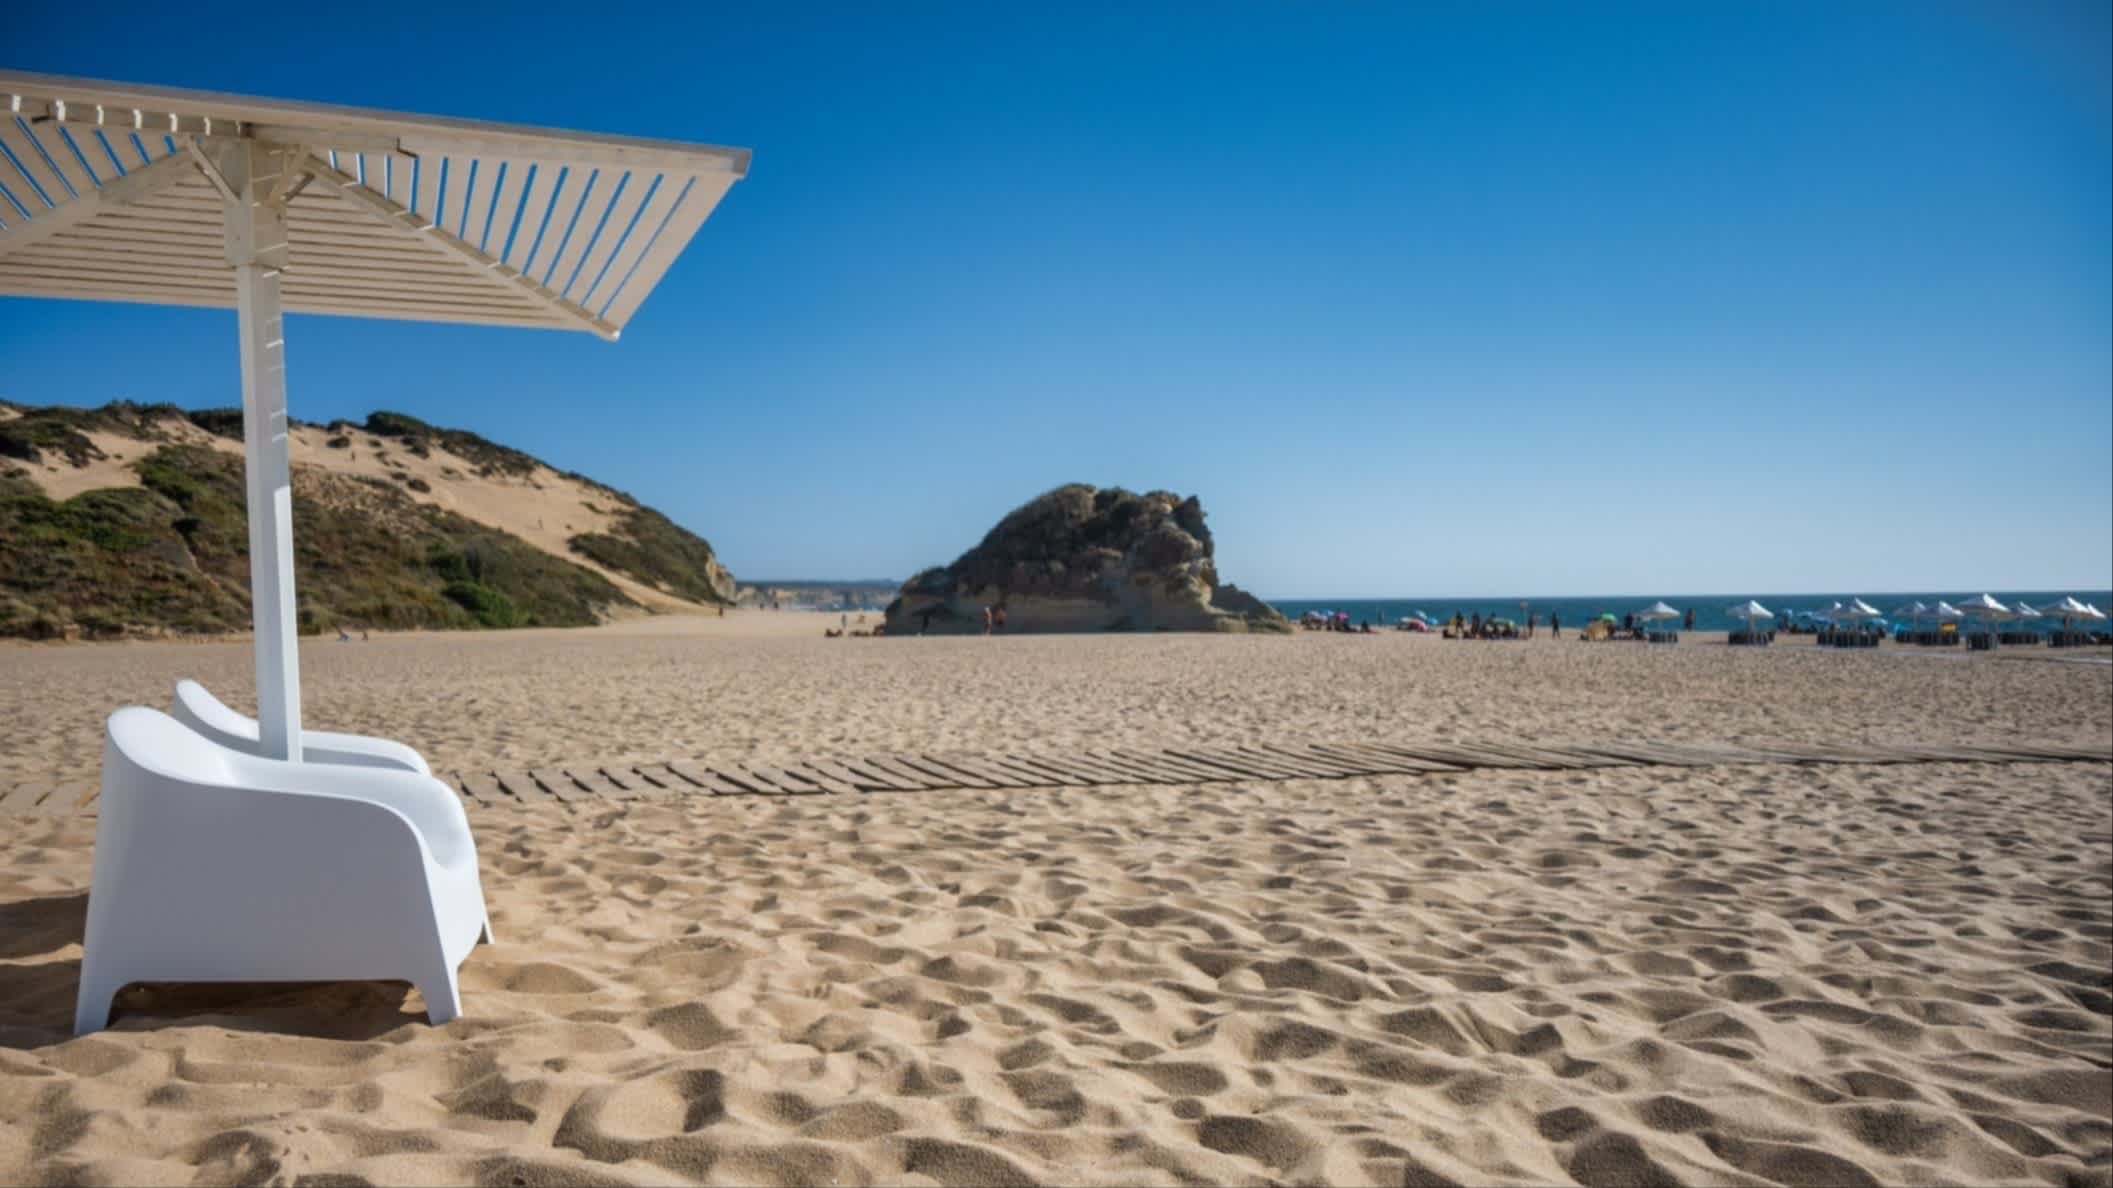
[883, 484, 1288, 635]
[0, 401, 734, 640]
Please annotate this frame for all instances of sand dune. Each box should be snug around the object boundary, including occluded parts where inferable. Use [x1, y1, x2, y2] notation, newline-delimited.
[2, 762, 2108, 1185]
[7, 411, 706, 614]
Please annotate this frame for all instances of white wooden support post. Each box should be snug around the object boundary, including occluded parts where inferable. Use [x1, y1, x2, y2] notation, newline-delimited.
[215, 140, 304, 761]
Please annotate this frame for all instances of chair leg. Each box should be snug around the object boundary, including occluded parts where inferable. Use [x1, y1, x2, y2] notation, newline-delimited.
[415, 965, 462, 1025]
[73, 960, 126, 1036]
[479, 911, 495, 945]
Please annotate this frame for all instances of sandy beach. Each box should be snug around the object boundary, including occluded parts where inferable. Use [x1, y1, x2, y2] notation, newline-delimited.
[3, 612, 2108, 793]
[2, 616, 2109, 1185]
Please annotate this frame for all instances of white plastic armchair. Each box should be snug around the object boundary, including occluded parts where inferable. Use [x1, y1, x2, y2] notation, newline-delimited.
[75, 707, 493, 1035]
[171, 679, 431, 775]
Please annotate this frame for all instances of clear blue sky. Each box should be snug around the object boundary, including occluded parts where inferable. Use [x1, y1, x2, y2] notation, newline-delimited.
[5, 2, 2108, 598]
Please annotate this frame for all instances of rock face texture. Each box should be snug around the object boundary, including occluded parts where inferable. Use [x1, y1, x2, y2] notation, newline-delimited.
[883, 485, 1289, 635]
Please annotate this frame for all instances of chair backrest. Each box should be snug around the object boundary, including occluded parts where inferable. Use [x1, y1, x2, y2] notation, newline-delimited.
[108, 706, 239, 787]
[172, 679, 263, 753]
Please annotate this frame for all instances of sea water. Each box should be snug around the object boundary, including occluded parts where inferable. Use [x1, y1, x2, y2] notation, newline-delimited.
[1269, 592, 2113, 634]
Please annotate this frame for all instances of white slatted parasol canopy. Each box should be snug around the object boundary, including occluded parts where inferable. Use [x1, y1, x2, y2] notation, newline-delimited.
[1, 71, 749, 761]
[1, 71, 748, 337]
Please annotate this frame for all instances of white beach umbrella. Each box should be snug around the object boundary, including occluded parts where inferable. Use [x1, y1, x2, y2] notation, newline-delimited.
[1637, 600, 1680, 622]
[1932, 601, 1964, 621]
[1956, 594, 2010, 637]
[2006, 600, 2044, 639]
[2045, 596, 2106, 623]
[1957, 593, 2009, 614]
[1831, 597, 1882, 621]
[1852, 598, 1883, 622]
[0, 72, 749, 758]
[1726, 600, 1772, 642]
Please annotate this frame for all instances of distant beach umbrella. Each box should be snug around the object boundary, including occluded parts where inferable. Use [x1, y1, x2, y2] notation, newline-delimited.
[1636, 601, 1680, 622]
[1957, 593, 2009, 614]
[2006, 601, 2045, 638]
[1956, 594, 2010, 638]
[1727, 600, 1773, 644]
[2046, 596, 2105, 621]
[1932, 601, 1964, 621]
[1824, 598, 1881, 623]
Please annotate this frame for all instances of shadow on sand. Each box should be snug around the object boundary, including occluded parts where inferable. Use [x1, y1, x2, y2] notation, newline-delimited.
[0, 891, 434, 1048]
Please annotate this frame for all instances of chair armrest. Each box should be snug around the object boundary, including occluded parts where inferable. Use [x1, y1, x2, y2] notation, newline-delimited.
[302, 730, 432, 775]
[216, 755, 473, 868]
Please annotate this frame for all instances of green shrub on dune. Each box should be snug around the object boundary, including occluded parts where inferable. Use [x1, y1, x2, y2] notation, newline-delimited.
[569, 507, 735, 605]
[1, 446, 637, 639]
[1, 401, 735, 639]
[362, 410, 542, 478]
[0, 471, 248, 639]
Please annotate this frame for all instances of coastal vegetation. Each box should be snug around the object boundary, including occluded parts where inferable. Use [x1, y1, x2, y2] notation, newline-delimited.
[570, 506, 736, 606]
[0, 401, 734, 639]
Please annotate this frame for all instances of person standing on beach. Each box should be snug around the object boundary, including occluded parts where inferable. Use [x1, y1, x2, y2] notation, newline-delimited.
[982, 606, 993, 634]
[1551, 612, 1561, 638]
[994, 606, 1007, 632]
[1684, 607, 1695, 632]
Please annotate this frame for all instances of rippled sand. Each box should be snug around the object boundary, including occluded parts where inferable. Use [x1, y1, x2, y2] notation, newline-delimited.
[2, 614, 2107, 791]
[1, 618, 2109, 1185]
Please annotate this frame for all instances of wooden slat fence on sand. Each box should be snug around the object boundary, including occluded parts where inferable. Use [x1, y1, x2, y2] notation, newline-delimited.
[5, 737, 2108, 817]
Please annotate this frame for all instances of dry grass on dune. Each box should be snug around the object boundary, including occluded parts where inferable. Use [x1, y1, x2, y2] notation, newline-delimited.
[2, 762, 2109, 1186]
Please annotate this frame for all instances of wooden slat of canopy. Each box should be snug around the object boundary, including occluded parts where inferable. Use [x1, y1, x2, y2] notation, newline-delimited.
[0, 71, 747, 337]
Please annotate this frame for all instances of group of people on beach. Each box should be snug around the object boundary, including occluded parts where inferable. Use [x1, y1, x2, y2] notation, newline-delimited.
[1445, 612, 1526, 640]
[824, 612, 878, 638]
[1442, 606, 1701, 642]
[1300, 611, 1373, 633]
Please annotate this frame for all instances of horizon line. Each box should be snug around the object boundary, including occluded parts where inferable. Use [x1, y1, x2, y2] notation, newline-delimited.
[1261, 585, 2113, 603]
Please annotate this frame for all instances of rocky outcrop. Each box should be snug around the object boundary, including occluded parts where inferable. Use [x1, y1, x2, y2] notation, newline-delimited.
[883, 484, 1289, 635]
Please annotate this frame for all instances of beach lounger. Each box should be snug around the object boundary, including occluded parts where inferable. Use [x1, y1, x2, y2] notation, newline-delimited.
[172, 679, 430, 775]
[74, 707, 491, 1035]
